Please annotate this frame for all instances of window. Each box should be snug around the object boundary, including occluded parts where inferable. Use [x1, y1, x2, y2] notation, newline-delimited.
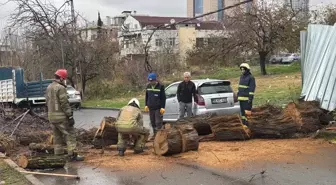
[165, 84, 178, 98]
[196, 38, 204, 47]
[168, 38, 175, 46]
[197, 81, 232, 95]
[124, 40, 130, 48]
[155, 39, 163, 47]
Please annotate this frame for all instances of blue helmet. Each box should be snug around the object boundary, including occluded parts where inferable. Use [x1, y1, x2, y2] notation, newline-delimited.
[148, 73, 157, 81]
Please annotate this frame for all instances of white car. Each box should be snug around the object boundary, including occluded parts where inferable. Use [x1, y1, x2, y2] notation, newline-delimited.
[163, 79, 240, 122]
[66, 85, 81, 109]
[281, 53, 300, 64]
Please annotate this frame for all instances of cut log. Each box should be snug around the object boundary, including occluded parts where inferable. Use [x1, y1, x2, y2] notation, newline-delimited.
[17, 155, 66, 169]
[208, 115, 250, 141]
[154, 125, 199, 156]
[249, 105, 298, 138]
[92, 117, 118, 148]
[284, 102, 323, 133]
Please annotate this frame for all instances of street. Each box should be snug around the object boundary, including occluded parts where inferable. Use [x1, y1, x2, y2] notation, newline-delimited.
[31, 109, 336, 185]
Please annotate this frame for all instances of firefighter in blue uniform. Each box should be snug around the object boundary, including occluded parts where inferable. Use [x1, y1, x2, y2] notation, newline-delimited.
[237, 63, 256, 127]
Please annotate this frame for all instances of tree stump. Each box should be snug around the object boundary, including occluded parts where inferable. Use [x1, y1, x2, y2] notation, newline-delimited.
[17, 155, 66, 169]
[92, 117, 118, 148]
[154, 124, 199, 156]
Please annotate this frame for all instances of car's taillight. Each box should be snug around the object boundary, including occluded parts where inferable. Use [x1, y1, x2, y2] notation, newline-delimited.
[196, 94, 205, 106]
[234, 93, 238, 103]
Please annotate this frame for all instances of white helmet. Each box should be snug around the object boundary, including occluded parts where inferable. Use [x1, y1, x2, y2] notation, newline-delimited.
[240, 63, 251, 70]
[128, 98, 140, 108]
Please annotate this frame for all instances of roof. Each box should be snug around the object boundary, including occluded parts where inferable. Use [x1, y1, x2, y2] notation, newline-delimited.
[168, 79, 231, 87]
[132, 16, 223, 30]
[300, 24, 336, 111]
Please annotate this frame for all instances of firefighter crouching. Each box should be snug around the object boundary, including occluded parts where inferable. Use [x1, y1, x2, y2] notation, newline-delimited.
[116, 98, 150, 156]
[237, 63, 256, 127]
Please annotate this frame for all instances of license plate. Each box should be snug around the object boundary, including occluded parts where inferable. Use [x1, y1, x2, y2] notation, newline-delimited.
[211, 98, 227, 104]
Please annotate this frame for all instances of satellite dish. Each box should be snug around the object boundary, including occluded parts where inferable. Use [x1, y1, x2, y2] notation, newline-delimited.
[170, 19, 175, 24]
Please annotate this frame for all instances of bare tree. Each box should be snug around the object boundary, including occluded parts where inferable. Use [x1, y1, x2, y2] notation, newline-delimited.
[8, 0, 119, 95]
[311, 4, 336, 26]
[223, 1, 303, 75]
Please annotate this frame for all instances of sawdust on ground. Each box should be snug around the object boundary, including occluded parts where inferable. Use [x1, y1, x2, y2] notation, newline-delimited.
[84, 138, 333, 171]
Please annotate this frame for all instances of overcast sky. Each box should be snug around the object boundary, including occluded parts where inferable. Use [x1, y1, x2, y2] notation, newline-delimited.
[0, 0, 334, 36]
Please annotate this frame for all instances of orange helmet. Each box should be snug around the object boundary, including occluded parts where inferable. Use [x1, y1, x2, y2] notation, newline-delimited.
[55, 69, 68, 79]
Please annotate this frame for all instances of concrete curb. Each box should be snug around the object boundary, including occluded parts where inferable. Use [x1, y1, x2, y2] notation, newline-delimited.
[0, 152, 44, 185]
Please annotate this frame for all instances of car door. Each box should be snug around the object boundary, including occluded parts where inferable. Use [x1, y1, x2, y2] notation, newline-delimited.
[163, 83, 179, 122]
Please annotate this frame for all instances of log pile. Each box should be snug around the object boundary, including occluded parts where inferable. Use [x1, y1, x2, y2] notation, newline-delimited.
[154, 124, 199, 156]
[171, 101, 332, 141]
[92, 117, 118, 148]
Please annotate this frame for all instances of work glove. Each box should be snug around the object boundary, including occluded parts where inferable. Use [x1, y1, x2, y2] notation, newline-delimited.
[68, 116, 75, 127]
[144, 106, 149, 112]
[160, 108, 165, 115]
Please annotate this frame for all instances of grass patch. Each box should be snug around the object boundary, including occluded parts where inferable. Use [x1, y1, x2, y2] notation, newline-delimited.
[0, 160, 31, 185]
[83, 64, 302, 109]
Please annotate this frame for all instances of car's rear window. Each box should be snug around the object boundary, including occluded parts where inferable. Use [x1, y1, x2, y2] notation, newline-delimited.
[197, 81, 232, 95]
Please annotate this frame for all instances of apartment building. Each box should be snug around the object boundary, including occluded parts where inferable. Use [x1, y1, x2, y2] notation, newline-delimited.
[187, 0, 254, 21]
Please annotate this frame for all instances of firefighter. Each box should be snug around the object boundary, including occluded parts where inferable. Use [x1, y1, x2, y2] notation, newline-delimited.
[237, 63, 256, 127]
[116, 98, 150, 156]
[144, 73, 166, 138]
[46, 69, 81, 160]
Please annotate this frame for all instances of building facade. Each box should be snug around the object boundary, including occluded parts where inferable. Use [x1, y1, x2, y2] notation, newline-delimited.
[118, 15, 224, 61]
[187, 0, 253, 21]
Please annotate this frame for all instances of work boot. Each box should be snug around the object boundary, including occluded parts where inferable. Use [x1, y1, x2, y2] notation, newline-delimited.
[134, 149, 144, 154]
[118, 150, 125, 156]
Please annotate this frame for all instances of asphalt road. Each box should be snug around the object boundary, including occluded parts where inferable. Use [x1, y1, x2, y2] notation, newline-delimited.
[35, 109, 336, 185]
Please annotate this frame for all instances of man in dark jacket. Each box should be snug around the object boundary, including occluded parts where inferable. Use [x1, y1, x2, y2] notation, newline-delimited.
[237, 63, 256, 127]
[144, 73, 166, 137]
[177, 72, 197, 118]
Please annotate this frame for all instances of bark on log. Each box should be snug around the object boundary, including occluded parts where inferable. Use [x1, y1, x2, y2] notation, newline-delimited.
[154, 124, 199, 156]
[284, 102, 323, 133]
[92, 117, 118, 148]
[17, 155, 66, 169]
[249, 105, 298, 138]
[208, 115, 251, 141]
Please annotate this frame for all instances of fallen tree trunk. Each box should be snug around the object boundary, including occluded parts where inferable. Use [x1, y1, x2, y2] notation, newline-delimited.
[249, 105, 298, 138]
[208, 115, 250, 141]
[92, 117, 118, 148]
[17, 155, 66, 169]
[29, 143, 54, 153]
[154, 124, 199, 156]
[285, 102, 324, 133]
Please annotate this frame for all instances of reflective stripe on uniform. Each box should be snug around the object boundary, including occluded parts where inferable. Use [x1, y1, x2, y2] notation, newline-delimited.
[249, 92, 255, 95]
[238, 96, 249, 101]
[239, 85, 249, 88]
[147, 88, 161, 92]
[241, 116, 248, 120]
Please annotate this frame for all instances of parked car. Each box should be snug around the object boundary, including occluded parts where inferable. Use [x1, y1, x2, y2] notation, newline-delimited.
[269, 54, 285, 63]
[66, 85, 81, 109]
[281, 53, 300, 64]
[163, 79, 240, 122]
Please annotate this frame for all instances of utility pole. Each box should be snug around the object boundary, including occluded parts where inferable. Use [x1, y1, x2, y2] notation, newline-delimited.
[8, 28, 13, 66]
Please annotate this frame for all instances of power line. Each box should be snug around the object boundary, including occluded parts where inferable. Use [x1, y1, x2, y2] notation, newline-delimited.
[119, 0, 253, 36]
